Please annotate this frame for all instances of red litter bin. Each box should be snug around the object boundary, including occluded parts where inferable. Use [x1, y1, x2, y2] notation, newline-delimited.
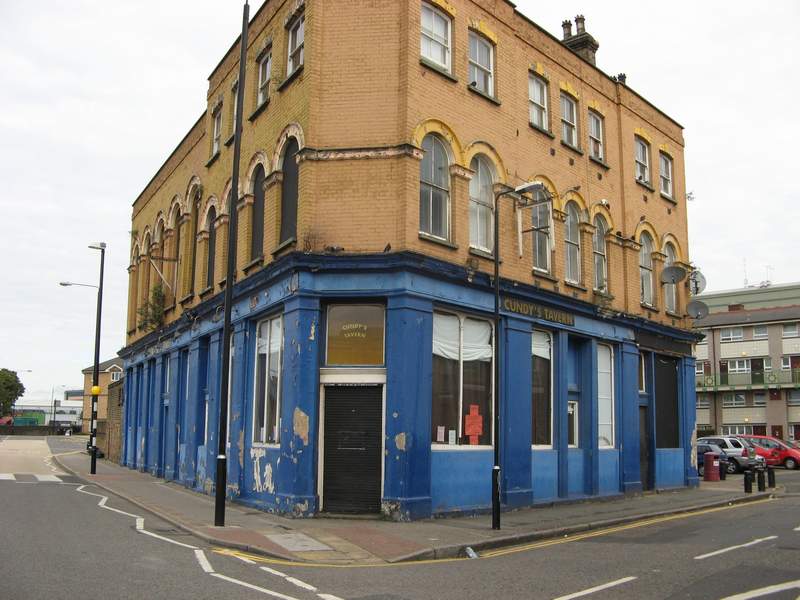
[703, 451, 720, 482]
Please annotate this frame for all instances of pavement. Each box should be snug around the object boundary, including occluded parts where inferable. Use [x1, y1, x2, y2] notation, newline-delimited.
[52, 445, 779, 566]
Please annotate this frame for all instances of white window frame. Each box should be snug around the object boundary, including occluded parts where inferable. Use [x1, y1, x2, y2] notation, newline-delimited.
[287, 14, 305, 75]
[781, 356, 791, 370]
[532, 190, 551, 273]
[753, 325, 768, 339]
[211, 107, 222, 155]
[564, 202, 581, 284]
[468, 31, 494, 97]
[728, 359, 750, 374]
[592, 215, 608, 292]
[588, 110, 604, 161]
[634, 137, 650, 184]
[722, 424, 754, 435]
[664, 243, 678, 314]
[720, 327, 743, 342]
[532, 330, 553, 449]
[764, 357, 772, 371]
[597, 344, 615, 448]
[722, 393, 746, 408]
[468, 155, 494, 253]
[788, 390, 800, 406]
[639, 353, 647, 393]
[659, 152, 673, 197]
[696, 393, 710, 409]
[639, 233, 654, 306]
[560, 93, 578, 147]
[695, 362, 705, 376]
[257, 49, 272, 106]
[753, 392, 767, 407]
[419, 134, 451, 241]
[420, 2, 451, 72]
[431, 311, 494, 449]
[111, 370, 122, 382]
[528, 74, 548, 130]
[567, 400, 579, 448]
[230, 82, 239, 138]
[782, 323, 798, 338]
[252, 315, 284, 446]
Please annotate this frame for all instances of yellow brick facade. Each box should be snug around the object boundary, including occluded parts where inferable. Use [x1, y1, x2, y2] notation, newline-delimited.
[126, 0, 691, 346]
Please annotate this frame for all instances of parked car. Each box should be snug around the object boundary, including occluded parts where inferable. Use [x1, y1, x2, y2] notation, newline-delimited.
[698, 436, 764, 473]
[739, 435, 800, 470]
[696, 443, 731, 477]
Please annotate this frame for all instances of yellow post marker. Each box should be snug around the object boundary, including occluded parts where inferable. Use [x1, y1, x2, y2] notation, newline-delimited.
[91, 385, 101, 396]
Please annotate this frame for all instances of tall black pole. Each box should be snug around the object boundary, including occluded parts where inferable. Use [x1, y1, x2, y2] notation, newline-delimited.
[492, 191, 503, 530]
[215, 0, 249, 527]
[90, 244, 105, 475]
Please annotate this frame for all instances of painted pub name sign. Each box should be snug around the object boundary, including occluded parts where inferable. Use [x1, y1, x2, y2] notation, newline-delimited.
[503, 297, 575, 326]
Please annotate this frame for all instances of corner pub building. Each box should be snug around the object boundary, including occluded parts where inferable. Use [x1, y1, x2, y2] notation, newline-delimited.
[121, 0, 698, 520]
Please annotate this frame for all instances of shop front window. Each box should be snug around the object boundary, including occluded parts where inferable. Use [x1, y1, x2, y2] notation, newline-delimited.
[532, 330, 552, 447]
[432, 312, 493, 446]
[326, 305, 385, 366]
[253, 316, 283, 444]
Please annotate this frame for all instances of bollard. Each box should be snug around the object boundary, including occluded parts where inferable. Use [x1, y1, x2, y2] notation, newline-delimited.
[757, 469, 766, 492]
[743, 470, 753, 493]
[767, 467, 776, 488]
[719, 460, 727, 480]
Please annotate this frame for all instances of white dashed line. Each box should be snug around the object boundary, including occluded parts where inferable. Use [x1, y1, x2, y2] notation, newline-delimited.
[233, 554, 257, 564]
[694, 536, 778, 560]
[553, 576, 638, 600]
[719, 579, 800, 599]
[317, 594, 346, 600]
[260, 566, 287, 577]
[209, 573, 301, 599]
[0, 474, 15, 480]
[285, 576, 317, 591]
[195, 549, 215, 573]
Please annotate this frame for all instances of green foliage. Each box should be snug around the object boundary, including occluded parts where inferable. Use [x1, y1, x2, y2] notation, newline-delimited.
[0, 369, 25, 415]
[137, 283, 166, 332]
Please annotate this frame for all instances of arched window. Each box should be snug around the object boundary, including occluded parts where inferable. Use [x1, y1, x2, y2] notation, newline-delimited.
[564, 202, 581, 284]
[251, 164, 266, 260]
[532, 186, 551, 273]
[639, 232, 654, 306]
[170, 204, 181, 296]
[189, 191, 201, 294]
[664, 242, 677, 313]
[469, 155, 493, 252]
[280, 138, 299, 244]
[419, 134, 450, 240]
[141, 233, 151, 305]
[206, 206, 217, 290]
[592, 215, 608, 292]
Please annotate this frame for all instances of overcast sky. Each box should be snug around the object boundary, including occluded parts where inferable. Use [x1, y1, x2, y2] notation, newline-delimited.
[1, 1, 798, 404]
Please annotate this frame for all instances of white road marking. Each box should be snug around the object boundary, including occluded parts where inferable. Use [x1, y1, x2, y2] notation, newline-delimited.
[233, 554, 257, 564]
[0, 474, 15, 480]
[210, 572, 301, 599]
[136, 517, 144, 531]
[285, 576, 317, 591]
[195, 549, 215, 573]
[795, 524, 800, 531]
[35, 474, 61, 482]
[719, 579, 800, 599]
[693, 536, 778, 560]
[317, 595, 346, 600]
[261, 567, 287, 577]
[139, 529, 198, 549]
[552, 576, 638, 600]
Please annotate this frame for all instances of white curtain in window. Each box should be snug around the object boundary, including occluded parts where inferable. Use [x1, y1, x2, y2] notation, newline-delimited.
[432, 313, 460, 360]
[532, 330, 551, 359]
[597, 344, 614, 447]
[462, 318, 492, 362]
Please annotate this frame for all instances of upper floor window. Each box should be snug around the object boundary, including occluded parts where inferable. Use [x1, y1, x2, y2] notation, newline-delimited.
[560, 93, 578, 147]
[783, 323, 798, 338]
[728, 359, 750, 374]
[287, 14, 305, 75]
[280, 137, 299, 244]
[251, 165, 266, 260]
[720, 327, 743, 342]
[531, 188, 551, 273]
[468, 155, 494, 252]
[420, 3, 451, 71]
[695, 362, 705, 375]
[205, 206, 217, 289]
[659, 152, 673, 198]
[722, 393, 746, 408]
[634, 137, 650, 184]
[639, 232, 654, 306]
[211, 107, 222, 155]
[753, 392, 767, 407]
[664, 243, 678, 313]
[110, 371, 122, 382]
[468, 32, 494, 96]
[696, 393, 710, 408]
[753, 325, 768, 339]
[588, 110, 604, 161]
[592, 215, 608, 292]
[419, 134, 450, 240]
[528, 74, 548, 130]
[564, 202, 581, 284]
[782, 356, 791, 370]
[257, 49, 272, 106]
[230, 83, 239, 137]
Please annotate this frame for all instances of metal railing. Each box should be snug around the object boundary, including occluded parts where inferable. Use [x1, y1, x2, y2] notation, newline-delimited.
[696, 369, 800, 389]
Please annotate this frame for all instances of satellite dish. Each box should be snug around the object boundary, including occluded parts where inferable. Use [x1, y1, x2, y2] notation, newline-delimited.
[689, 271, 707, 296]
[687, 299, 709, 320]
[661, 265, 687, 284]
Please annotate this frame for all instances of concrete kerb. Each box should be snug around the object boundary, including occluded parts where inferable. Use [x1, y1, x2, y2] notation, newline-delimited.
[51, 453, 296, 563]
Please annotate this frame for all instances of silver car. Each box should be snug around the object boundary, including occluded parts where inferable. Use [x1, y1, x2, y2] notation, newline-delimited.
[698, 436, 765, 473]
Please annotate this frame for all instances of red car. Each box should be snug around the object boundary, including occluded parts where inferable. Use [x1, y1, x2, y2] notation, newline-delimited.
[739, 435, 800, 470]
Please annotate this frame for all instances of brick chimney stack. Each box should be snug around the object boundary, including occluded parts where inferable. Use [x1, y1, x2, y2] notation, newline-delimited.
[562, 15, 599, 66]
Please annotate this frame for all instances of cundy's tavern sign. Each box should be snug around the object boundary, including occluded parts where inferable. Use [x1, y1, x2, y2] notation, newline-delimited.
[502, 297, 575, 326]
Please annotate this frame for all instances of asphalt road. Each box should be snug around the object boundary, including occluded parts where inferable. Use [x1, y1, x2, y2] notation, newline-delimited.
[2, 436, 800, 600]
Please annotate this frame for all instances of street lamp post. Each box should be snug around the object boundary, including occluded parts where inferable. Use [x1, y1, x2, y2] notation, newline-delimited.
[491, 181, 547, 530]
[60, 242, 106, 475]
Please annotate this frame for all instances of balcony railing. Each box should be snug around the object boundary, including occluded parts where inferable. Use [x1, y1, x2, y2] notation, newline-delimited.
[696, 369, 800, 389]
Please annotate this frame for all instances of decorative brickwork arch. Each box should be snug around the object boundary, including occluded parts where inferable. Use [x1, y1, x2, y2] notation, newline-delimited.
[167, 196, 183, 228]
[184, 176, 203, 214]
[130, 243, 140, 266]
[634, 220, 659, 246]
[272, 123, 305, 172]
[244, 151, 270, 195]
[529, 175, 560, 211]
[660, 233, 685, 263]
[200, 195, 222, 231]
[589, 202, 614, 232]
[411, 118, 465, 166]
[562, 190, 588, 220]
[463, 141, 507, 184]
[153, 214, 166, 244]
[220, 179, 243, 213]
[139, 227, 152, 254]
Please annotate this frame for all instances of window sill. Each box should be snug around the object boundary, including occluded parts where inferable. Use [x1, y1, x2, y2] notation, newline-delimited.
[564, 280, 588, 292]
[431, 444, 492, 451]
[199, 285, 214, 299]
[224, 133, 235, 148]
[179, 293, 194, 305]
[419, 232, 458, 250]
[248, 98, 270, 122]
[636, 179, 655, 193]
[468, 246, 496, 261]
[271, 237, 296, 256]
[593, 289, 614, 301]
[217, 277, 227, 288]
[640, 302, 659, 313]
[529, 122, 555, 139]
[666, 310, 682, 319]
[660, 192, 677, 204]
[277, 64, 304, 92]
[467, 85, 501, 106]
[420, 57, 458, 83]
[560, 140, 584, 156]
[243, 255, 264, 274]
[164, 301, 176, 313]
[206, 152, 220, 168]
[251, 442, 280, 449]
[589, 155, 610, 170]
[532, 268, 558, 282]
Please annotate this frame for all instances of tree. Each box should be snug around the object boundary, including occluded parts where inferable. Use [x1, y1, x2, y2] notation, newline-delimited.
[0, 369, 25, 415]
[137, 283, 166, 332]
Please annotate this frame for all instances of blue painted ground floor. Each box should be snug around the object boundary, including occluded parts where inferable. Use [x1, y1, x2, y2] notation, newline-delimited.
[120, 252, 699, 520]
